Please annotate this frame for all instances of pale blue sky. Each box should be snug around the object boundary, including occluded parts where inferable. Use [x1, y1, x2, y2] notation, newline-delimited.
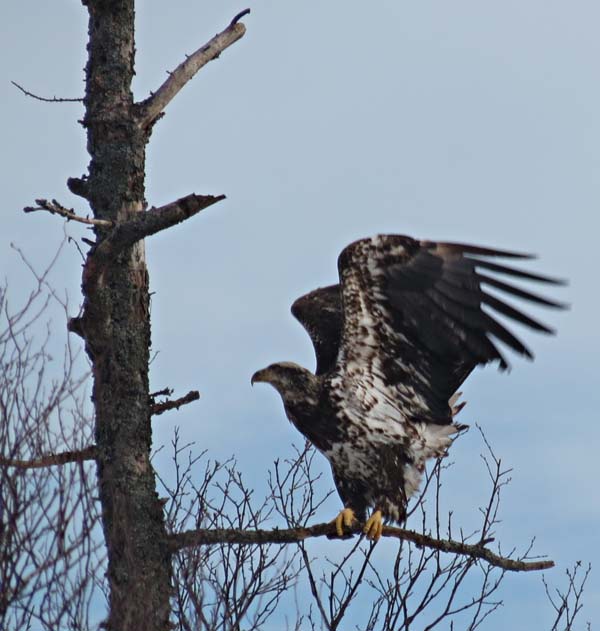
[2, 1, 599, 628]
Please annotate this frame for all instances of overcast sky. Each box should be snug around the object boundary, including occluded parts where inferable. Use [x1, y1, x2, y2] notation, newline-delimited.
[2, 1, 599, 628]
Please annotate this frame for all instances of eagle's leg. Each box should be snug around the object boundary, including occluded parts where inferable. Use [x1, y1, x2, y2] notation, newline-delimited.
[363, 510, 383, 542]
[333, 507, 356, 537]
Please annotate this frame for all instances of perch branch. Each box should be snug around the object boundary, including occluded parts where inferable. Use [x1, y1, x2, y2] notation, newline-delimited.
[0, 446, 97, 469]
[24, 199, 113, 228]
[137, 10, 249, 127]
[151, 390, 200, 416]
[168, 522, 554, 573]
[11, 80, 83, 103]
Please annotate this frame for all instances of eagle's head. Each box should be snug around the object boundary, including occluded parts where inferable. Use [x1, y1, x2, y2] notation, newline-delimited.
[251, 362, 320, 408]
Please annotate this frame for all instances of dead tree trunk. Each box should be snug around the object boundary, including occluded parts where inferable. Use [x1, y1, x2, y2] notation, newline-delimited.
[78, 3, 169, 628]
[57, 2, 246, 629]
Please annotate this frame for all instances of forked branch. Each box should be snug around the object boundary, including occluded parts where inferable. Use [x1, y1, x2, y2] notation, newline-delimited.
[138, 10, 249, 127]
[168, 522, 554, 572]
[24, 199, 112, 227]
[24, 194, 224, 257]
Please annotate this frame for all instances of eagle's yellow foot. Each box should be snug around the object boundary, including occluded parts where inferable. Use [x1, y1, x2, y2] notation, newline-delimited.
[363, 510, 383, 542]
[334, 507, 356, 537]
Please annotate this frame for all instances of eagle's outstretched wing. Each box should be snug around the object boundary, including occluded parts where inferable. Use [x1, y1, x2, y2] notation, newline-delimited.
[336, 234, 566, 423]
[291, 285, 343, 376]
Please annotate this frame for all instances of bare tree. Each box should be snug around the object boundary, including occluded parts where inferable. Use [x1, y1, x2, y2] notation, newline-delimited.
[0, 250, 104, 630]
[2, 2, 591, 631]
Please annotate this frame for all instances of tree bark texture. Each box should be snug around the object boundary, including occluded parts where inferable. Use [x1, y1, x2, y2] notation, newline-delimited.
[74, 3, 245, 628]
[80, 1, 171, 629]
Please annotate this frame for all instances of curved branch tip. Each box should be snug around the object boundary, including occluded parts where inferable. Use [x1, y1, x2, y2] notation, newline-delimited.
[230, 8, 251, 26]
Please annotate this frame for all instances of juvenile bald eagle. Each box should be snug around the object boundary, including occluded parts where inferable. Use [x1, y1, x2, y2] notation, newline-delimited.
[252, 235, 565, 541]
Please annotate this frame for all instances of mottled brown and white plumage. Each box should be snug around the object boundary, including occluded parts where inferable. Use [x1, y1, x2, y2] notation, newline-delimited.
[252, 234, 565, 539]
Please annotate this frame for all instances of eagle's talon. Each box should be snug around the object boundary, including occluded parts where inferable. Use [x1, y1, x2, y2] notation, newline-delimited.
[363, 510, 383, 542]
[334, 507, 356, 537]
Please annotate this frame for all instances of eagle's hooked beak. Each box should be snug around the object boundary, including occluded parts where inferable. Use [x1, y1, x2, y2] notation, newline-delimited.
[251, 368, 269, 386]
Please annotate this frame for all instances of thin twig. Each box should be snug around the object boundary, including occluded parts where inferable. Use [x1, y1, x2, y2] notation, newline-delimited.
[11, 80, 84, 103]
[150, 387, 174, 398]
[300, 544, 332, 630]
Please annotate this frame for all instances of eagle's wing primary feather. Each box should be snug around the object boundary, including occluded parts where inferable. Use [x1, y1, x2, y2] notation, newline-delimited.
[336, 235, 565, 424]
[291, 285, 343, 376]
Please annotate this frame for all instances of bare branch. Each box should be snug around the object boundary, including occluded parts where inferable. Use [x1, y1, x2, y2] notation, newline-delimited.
[24, 199, 112, 228]
[92, 193, 225, 260]
[160, 433, 301, 631]
[544, 562, 592, 630]
[137, 11, 249, 127]
[151, 390, 200, 416]
[11, 80, 83, 103]
[299, 544, 332, 630]
[0, 266, 103, 629]
[0, 446, 96, 469]
[168, 522, 554, 573]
